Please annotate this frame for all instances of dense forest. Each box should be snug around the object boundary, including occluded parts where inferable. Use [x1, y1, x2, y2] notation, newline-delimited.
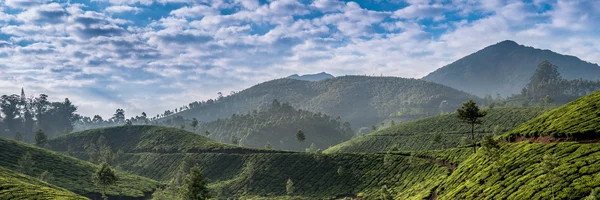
[423, 40, 600, 96]
[0, 90, 77, 141]
[505, 60, 600, 106]
[158, 76, 479, 130]
[197, 100, 354, 151]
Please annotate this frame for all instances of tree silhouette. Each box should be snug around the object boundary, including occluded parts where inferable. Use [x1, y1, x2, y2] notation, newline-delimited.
[456, 100, 487, 153]
[296, 130, 305, 143]
[179, 166, 210, 200]
[93, 162, 118, 200]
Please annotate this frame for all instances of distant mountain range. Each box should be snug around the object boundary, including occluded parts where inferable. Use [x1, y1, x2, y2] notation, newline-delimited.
[422, 40, 600, 97]
[287, 72, 334, 81]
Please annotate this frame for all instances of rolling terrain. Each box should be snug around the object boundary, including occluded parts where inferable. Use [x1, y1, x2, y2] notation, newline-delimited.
[197, 101, 354, 151]
[161, 76, 479, 129]
[0, 137, 160, 199]
[423, 40, 600, 96]
[0, 167, 88, 200]
[325, 107, 548, 153]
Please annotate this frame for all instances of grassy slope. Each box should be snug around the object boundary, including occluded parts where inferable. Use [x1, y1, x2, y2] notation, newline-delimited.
[437, 142, 600, 200]
[0, 137, 160, 199]
[325, 107, 547, 153]
[0, 166, 88, 200]
[505, 90, 600, 139]
[50, 125, 447, 199]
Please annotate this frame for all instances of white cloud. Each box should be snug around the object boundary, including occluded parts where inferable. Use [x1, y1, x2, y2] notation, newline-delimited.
[105, 5, 142, 14]
[170, 5, 219, 18]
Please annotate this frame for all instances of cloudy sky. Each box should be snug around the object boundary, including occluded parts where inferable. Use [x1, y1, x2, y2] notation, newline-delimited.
[0, 0, 598, 118]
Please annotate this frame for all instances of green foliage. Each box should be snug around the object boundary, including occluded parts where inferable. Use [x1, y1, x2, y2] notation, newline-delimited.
[196, 102, 352, 151]
[39, 170, 53, 182]
[437, 142, 600, 200]
[0, 166, 88, 200]
[326, 107, 546, 153]
[296, 129, 306, 144]
[504, 90, 600, 139]
[34, 129, 48, 147]
[161, 76, 478, 129]
[17, 152, 35, 174]
[0, 137, 159, 199]
[180, 166, 210, 200]
[286, 178, 294, 195]
[93, 162, 118, 200]
[14, 132, 23, 142]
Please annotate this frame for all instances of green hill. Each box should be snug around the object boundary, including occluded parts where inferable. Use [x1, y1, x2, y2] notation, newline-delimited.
[504, 90, 600, 139]
[162, 76, 479, 129]
[198, 101, 354, 151]
[325, 107, 547, 153]
[0, 166, 88, 200]
[48, 125, 248, 154]
[49, 125, 448, 199]
[423, 40, 600, 96]
[0, 137, 160, 199]
[436, 142, 600, 200]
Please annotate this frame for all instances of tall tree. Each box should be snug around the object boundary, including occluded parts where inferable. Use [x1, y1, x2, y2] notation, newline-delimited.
[1, 94, 22, 134]
[179, 166, 210, 200]
[17, 152, 35, 174]
[541, 153, 559, 200]
[34, 129, 48, 147]
[93, 162, 119, 200]
[296, 130, 305, 143]
[112, 109, 125, 124]
[456, 100, 487, 153]
[191, 118, 199, 133]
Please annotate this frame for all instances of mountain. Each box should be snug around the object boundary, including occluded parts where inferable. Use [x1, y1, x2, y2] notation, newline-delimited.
[324, 107, 547, 153]
[504, 90, 600, 140]
[163, 76, 480, 129]
[422, 40, 600, 96]
[0, 167, 88, 200]
[198, 101, 354, 151]
[0, 137, 160, 199]
[286, 72, 334, 81]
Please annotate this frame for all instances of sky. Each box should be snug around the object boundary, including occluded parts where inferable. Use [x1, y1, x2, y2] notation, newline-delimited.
[0, 0, 599, 118]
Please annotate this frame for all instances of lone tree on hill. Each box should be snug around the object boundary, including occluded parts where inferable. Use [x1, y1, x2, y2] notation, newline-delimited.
[191, 118, 199, 132]
[296, 130, 305, 143]
[456, 100, 487, 153]
[93, 162, 118, 200]
[34, 129, 48, 147]
[286, 178, 294, 195]
[180, 166, 210, 200]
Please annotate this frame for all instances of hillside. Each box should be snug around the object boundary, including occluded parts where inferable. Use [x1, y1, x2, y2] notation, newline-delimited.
[504, 90, 600, 139]
[423, 40, 600, 96]
[49, 125, 448, 199]
[436, 142, 600, 200]
[325, 107, 547, 153]
[48, 125, 248, 154]
[198, 101, 354, 151]
[162, 76, 479, 129]
[287, 72, 334, 81]
[0, 137, 160, 199]
[0, 167, 88, 200]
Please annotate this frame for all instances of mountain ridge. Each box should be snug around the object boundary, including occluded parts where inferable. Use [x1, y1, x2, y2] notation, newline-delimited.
[422, 40, 600, 96]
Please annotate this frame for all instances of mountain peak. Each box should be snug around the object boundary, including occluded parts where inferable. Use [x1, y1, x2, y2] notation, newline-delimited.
[287, 72, 334, 81]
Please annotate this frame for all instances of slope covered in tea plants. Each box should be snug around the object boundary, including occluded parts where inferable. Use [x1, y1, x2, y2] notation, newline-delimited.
[505, 90, 600, 139]
[49, 125, 449, 199]
[0, 167, 88, 200]
[436, 142, 600, 200]
[0, 137, 160, 199]
[325, 107, 547, 153]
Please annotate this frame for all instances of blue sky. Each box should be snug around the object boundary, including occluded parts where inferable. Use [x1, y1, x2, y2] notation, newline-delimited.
[0, 0, 599, 118]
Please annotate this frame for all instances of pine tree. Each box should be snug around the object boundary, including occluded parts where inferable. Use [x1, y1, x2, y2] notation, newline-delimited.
[179, 167, 210, 200]
[296, 130, 305, 143]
